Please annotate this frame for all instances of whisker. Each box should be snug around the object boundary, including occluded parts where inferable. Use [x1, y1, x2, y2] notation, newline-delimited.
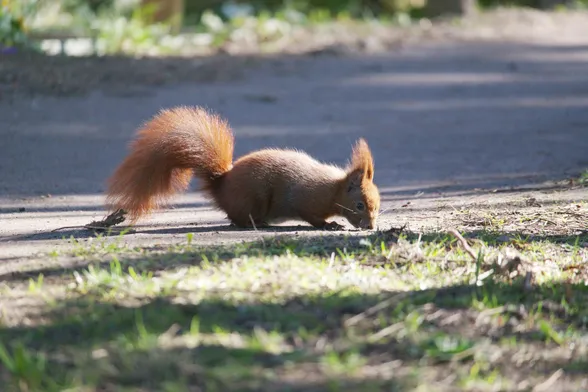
[336, 203, 356, 214]
[379, 204, 393, 214]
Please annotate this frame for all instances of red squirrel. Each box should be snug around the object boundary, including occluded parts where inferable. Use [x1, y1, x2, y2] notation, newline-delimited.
[106, 106, 380, 230]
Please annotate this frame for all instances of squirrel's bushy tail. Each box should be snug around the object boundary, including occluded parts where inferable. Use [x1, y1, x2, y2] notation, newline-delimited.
[106, 106, 234, 222]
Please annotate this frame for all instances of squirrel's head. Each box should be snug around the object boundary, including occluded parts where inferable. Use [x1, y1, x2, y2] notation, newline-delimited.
[339, 138, 380, 230]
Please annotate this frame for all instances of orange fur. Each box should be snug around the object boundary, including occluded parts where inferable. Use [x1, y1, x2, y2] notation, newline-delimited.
[106, 106, 234, 222]
[106, 106, 381, 230]
[348, 138, 374, 181]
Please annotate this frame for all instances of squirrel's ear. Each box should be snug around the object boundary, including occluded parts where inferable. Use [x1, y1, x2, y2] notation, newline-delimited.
[347, 169, 363, 191]
[349, 138, 374, 182]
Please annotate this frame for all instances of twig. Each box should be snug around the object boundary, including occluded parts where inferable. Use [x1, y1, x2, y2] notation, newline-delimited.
[448, 228, 478, 262]
[51, 225, 92, 232]
[475, 305, 506, 325]
[384, 223, 407, 236]
[523, 271, 534, 291]
[536, 217, 557, 226]
[344, 293, 409, 327]
[249, 214, 265, 248]
[450, 347, 476, 362]
[555, 211, 585, 219]
[532, 369, 563, 392]
[328, 252, 335, 269]
[51, 209, 127, 233]
[368, 322, 404, 343]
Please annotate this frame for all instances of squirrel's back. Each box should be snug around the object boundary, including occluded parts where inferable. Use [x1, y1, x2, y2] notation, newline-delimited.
[212, 149, 347, 226]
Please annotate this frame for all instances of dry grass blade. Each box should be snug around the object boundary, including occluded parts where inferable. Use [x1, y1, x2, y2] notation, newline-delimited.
[448, 228, 478, 262]
[344, 292, 409, 327]
[249, 213, 266, 248]
[523, 271, 534, 291]
[532, 369, 564, 392]
[385, 223, 407, 236]
[368, 322, 404, 343]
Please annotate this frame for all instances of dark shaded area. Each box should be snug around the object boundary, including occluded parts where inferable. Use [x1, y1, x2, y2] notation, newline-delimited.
[0, 275, 586, 389]
[4, 280, 583, 348]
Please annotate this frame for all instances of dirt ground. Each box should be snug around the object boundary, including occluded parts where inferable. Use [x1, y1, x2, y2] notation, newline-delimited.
[1, 8, 587, 261]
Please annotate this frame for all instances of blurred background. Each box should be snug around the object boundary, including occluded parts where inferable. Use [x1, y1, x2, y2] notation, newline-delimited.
[2, 0, 586, 57]
[2, 0, 587, 199]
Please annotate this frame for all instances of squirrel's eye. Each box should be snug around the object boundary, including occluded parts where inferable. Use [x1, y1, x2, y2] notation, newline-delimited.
[356, 202, 365, 211]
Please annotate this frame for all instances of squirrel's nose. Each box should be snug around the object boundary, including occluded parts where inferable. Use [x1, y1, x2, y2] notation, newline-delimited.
[360, 220, 374, 230]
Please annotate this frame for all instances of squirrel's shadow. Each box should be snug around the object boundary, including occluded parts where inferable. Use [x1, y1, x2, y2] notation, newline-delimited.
[16, 223, 353, 242]
[140, 224, 343, 236]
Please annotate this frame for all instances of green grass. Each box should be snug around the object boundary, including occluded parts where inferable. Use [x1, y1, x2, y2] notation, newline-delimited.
[0, 224, 587, 391]
[576, 169, 588, 186]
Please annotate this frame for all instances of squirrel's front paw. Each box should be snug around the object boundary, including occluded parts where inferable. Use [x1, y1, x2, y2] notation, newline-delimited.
[324, 221, 345, 231]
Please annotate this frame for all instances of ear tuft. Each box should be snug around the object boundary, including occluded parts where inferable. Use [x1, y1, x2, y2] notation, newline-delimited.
[348, 138, 374, 181]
